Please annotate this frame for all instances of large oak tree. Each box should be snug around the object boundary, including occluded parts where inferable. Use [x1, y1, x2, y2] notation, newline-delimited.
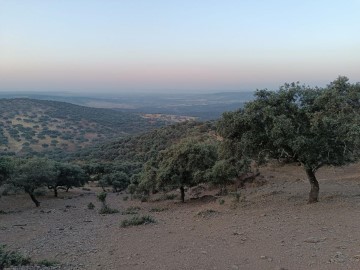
[217, 77, 360, 203]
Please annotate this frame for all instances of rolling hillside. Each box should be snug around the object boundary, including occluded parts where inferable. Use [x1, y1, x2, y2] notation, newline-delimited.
[0, 98, 166, 156]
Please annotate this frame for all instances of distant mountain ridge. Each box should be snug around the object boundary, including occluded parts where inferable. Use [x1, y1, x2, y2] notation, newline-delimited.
[0, 91, 254, 120]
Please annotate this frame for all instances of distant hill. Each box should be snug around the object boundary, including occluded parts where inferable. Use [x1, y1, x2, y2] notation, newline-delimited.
[0, 98, 166, 156]
[0, 91, 254, 120]
[73, 121, 215, 163]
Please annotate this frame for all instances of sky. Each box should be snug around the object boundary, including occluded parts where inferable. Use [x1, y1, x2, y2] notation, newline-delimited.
[0, 0, 359, 93]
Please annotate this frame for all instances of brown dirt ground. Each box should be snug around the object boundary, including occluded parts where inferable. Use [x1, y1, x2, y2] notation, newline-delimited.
[1, 163, 360, 270]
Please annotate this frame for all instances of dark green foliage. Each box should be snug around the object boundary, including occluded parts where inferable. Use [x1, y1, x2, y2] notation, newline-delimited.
[97, 192, 119, 214]
[120, 215, 156, 227]
[209, 160, 239, 194]
[37, 259, 59, 267]
[48, 162, 87, 197]
[154, 139, 218, 202]
[10, 158, 57, 206]
[217, 76, 360, 203]
[77, 121, 216, 198]
[0, 98, 165, 158]
[122, 206, 141, 215]
[0, 157, 12, 185]
[87, 202, 95, 210]
[99, 171, 129, 192]
[75, 121, 214, 163]
[99, 206, 119, 214]
[0, 245, 32, 268]
[97, 192, 107, 204]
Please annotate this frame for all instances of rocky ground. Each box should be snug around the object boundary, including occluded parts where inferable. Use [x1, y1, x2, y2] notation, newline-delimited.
[1, 162, 360, 270]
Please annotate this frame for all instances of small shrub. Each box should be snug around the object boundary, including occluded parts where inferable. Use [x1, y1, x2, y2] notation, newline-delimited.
[37, 259, 59, 267]
[123, 196, 129, 201]
[149, 207, 167, 212]
[219, 199, 225, 205]
[197, 209, 219, 218]
[121, 215, 156, 227]
[153, 193, 178, 202]
[97, 192, 107, 203]
[122, 206, 141, 215]
[140, 196, 149, 202]
[0, 245, 32, 268]
[87, 202, 95, 210]
[99, 206, 119, 215]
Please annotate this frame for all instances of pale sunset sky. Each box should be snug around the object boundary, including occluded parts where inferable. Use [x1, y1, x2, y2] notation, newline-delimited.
[0, 0, 359, 93]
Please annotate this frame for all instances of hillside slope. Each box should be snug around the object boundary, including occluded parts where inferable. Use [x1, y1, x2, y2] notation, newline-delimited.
[0, 98, 165, 156]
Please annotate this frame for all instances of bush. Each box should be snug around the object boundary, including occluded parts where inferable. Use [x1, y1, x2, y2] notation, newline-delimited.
[97, 192, 107, 203]
[99, 206, 119, 215]
[87, 202, 95, 210]
[121, 215, 156, 227]
[123, 196, 129, 201]
[0, 245, 31, 268]
[122, 206, 140, 215]
[37, 259, 59, 267]
[153, 193, 177, 201]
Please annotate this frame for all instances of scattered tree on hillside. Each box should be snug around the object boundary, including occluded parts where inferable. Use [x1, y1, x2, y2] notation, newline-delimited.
[209, 160, 239, 195]
[155, 139, 218, 202]
[0, 157, 13, 185]
[48, 162, 87, 197]
[10, 158, 57, 206]
[217, 77, 360, 203]
[99, 171, 129, 192]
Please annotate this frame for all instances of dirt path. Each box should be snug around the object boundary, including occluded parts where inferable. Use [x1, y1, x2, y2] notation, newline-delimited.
[1, 163, 360, 269]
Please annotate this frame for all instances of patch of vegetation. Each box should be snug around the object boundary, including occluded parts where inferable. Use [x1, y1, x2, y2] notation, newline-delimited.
[99, 206, 119, 214]
[120, 215, 156, 227]
[122, 206, 141, 215]
[0, 98, 165, 158]
[37, 259, 59, 267]
[0, 245, 31, 268]
[218, 199, 225, 205]
[149, 207, 168, 212]
[97, 192, 119, 214]
[87, 202, 95, 210]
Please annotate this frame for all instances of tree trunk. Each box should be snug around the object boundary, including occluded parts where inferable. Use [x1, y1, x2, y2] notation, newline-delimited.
[305, 168, 319, 203]
[28, 192, 40, 207]
[180, 186, 185, 203]
[54, 186, 58, 197]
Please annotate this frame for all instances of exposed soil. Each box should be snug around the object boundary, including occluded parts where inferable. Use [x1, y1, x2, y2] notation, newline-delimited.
[1, 163, 360, 270]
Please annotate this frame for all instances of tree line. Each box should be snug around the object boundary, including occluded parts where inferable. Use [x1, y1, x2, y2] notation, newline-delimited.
[1, 76, 359, 205]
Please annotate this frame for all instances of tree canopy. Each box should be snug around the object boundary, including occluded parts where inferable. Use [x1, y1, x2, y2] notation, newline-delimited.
[10, 158, 57, 206]
[155, 139, 218, 202]
[217, 76, 360, 203]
